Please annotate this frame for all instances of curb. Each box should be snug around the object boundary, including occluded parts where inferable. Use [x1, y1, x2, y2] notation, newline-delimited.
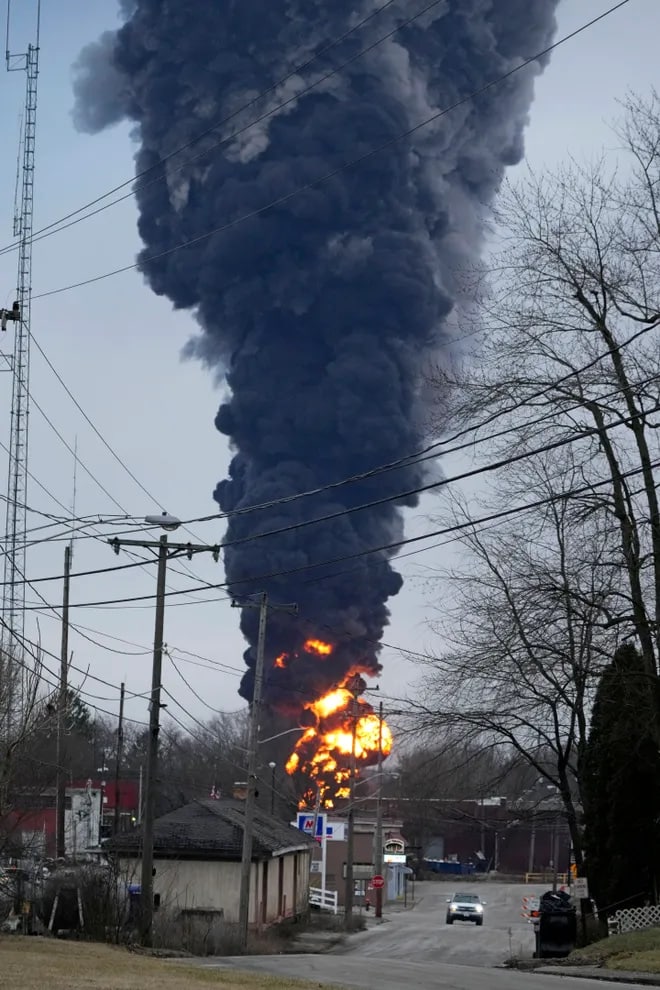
[536, 966, 660, 986]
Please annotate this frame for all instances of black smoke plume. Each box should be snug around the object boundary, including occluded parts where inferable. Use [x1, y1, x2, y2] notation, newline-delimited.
[74, 0, 558, 713]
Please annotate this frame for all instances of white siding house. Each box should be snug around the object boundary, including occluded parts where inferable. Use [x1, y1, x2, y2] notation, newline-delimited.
[112, 797, 314, 926]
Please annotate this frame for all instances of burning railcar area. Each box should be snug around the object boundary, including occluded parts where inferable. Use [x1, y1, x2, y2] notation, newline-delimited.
[281, 647, 393, 807]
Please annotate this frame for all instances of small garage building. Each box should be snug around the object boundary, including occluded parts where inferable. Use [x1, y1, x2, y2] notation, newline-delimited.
[111, 797, 314, 926]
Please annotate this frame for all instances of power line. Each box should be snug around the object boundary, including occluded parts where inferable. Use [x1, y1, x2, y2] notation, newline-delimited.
[4, 396, 654, 591]
[15, 454, 660, 612]
[29, 392, 129, 514]
[162, 322, 660, 529]
[29, 333, 230, 600]
[31, 1, 633, 303]
[0, 616, 150, 726]
[31, 332, 167, 510]
[168, 403, 660, 564]
[0, 0, 402, 259]
[166, 652, 243, 716]
[4, 380, 223, 604]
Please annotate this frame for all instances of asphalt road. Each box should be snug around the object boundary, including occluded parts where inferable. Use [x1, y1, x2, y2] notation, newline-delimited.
[195, 954, 644, 990]
[338, 879, 546, 967]
[190, 881, 647, 989]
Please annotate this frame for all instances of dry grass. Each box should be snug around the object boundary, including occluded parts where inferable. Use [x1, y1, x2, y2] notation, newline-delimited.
[607, 949, 660, 973]
[0, 936, 331, 990]
[569, 926, 660, 972]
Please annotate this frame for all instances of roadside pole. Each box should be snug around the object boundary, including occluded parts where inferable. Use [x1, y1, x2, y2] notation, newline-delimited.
[236, 593, 297, 950]
[55, 545, 71, 860]
[374, 701, 384, 919]
[237, 593, 268, 952]
[321, 822, 327, 906]
[344, 691, 358, 928]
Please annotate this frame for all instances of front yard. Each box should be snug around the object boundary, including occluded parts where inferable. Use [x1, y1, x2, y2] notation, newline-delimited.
[0, 936, 334, 990]
[567, 926, 660, 973]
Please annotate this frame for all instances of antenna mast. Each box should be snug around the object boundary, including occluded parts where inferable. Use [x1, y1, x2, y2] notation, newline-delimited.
[2, 0, 41, 648]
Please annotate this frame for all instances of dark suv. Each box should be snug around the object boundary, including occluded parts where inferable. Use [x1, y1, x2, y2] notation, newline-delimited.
[446, 892, 485, 925]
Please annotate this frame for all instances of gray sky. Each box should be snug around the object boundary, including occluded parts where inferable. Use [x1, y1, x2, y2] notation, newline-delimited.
[0, 0, 657, 740]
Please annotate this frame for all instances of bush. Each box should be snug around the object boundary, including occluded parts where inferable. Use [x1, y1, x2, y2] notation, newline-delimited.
[150, 909, 289, 956]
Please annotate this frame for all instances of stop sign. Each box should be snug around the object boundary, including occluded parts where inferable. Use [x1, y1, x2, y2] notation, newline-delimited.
[372, 875, 385, 889]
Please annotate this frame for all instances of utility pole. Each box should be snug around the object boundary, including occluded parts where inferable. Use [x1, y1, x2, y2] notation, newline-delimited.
[236, 593, 297, 951]
[114, 682, 125, 835]
[268, 761, 276, 816]
[109, 517, 220, 946]
[139, 533, 167, 947]
[552, 817, 560, 892]
[374, 701, 384, 919]
[55, 544, 70, 860]
[344, 673, 364, 930]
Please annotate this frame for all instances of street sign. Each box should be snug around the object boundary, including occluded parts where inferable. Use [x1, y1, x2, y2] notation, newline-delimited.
[372, 875, 385, 889]
[296, 813, 327, 838]
[572, 877, 589, 899]
[344, 863, 373, 880]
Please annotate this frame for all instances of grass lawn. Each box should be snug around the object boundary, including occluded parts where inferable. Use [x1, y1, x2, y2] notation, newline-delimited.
[569, 926, 660, 973]
[0, 936, 334, 990]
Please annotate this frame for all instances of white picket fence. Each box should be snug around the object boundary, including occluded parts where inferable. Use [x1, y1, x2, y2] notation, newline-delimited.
[309, 887, 338, 914]
[614, 904, 660, 934]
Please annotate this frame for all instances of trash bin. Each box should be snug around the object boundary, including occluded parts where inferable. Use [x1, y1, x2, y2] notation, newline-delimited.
[535, 889, 577, 959]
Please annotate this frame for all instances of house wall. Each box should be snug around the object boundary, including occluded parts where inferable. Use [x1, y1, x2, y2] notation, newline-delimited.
[119, 850, 311, 926]
[265, 856, 280, 919]
[324, 830, 375, 906]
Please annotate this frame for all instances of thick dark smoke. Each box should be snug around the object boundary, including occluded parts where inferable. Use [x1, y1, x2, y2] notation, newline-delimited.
[74, 0, 558, 712]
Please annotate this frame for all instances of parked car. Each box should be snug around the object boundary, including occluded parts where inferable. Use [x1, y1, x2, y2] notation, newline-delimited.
[446, 891, 486, 925]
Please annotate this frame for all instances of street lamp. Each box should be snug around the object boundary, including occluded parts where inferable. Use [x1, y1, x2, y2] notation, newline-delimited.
[268, 762, 276, 816]
[145, 512, 182, 532]
[108, 512, 221, 947]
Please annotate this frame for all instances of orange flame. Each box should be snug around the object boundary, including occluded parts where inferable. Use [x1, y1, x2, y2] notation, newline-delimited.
[285, 667, 393, 806]
[274, 653, 287, 669]
[304, 639, 333, 657]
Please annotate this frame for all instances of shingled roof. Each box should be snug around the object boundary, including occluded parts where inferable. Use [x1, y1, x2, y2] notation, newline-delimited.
[108, 798, 315, 861]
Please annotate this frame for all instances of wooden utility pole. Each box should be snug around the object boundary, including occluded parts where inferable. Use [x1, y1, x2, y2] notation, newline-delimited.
[55, 544, 70, 860]
[139, 535, 167, 946]
[374, 701, 385, 919]
[236, 593, 297, 951]
[237, 592, 269, 951]
[113, 682, 125, 835]
[344, 697, 358, 929]
[108, 521, 220, 946]
[343, 673, 365, 930]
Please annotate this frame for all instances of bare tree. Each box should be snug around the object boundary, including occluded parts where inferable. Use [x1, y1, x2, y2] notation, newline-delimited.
[412, 452, 621, 867]
[430, 91, 660, 678]
[0, 642, 50, 853]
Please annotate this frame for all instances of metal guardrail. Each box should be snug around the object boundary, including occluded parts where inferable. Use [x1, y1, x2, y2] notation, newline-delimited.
[309, 887, 338, 914]
[524, 873, 568, 885]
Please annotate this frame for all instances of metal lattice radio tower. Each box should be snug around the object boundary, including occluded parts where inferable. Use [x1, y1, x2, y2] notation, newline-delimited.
[1, 1, 41, 649]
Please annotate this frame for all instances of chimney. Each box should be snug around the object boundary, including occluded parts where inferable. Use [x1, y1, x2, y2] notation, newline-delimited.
[232, 781, 248, 801]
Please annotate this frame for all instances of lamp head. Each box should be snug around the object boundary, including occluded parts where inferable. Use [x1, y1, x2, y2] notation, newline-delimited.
[145, 511, 181, 532]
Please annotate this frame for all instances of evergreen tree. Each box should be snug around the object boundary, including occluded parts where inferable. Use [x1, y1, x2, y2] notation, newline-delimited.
[582, 643, 660, 913]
